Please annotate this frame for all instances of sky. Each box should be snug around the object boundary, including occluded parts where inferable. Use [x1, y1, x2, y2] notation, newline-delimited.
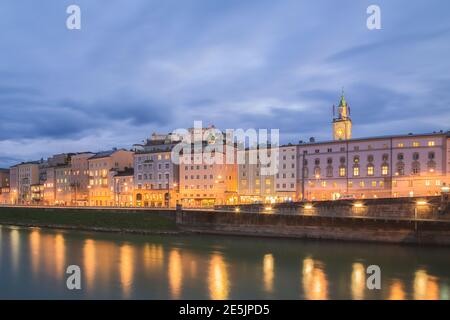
[1, 0, 450, 167]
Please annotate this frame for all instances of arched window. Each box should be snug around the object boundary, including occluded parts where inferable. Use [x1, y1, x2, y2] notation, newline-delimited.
[396, 162, 405, 176]
[339, 166, 346, 177]
[381, 164, 389, 176]
[326, 166, 333, 177]
[367, 164, 374, 176]
[412, 162, 420, 175]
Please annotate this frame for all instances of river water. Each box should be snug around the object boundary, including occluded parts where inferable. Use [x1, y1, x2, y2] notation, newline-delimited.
[0, 225, 449, 299]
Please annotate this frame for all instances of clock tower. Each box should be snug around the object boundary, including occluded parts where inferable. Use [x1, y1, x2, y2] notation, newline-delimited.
[332, 91, 352, 140]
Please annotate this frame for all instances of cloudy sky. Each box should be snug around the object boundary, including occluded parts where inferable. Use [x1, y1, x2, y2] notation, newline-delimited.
[1, 0, 449, 167]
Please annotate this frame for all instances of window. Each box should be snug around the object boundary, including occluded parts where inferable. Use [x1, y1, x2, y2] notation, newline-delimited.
[353, 156, 360, 164]
[396, 163, 405, 176]
[372, 181, 377, 187]
[428, 141, 435, 147]
[382, 154, 389, 161]
[326, 166, 333, 177]
[340, 157, 346, 164]
[315, 158, 320, 165]
[367, 155, 374, 162]
[327, 148, 332, 153]
[327, 158, 333, 164]
[353, 166, 360, 177]
[413, 152, 420, 160]
[314, 167, 321, 177]
[412, 162, 420, 175]
[339, 166, 346, 177]
[367, 165, 374, 176]
[413, 142, 420, 147]
[381, 165, 389, 176]
[397, 143, 404, 148]
[359, 181, 365, 187]
[428, 152, 435, 160]
[397, 153, 404, 161]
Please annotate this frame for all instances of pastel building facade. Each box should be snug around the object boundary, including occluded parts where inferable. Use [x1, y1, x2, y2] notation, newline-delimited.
[179, 143, 238, 207]
[16, 162, 40, 204]
[237, 148, 276, 204]
[111, 168, 134, 207]
[297, 133, 449, 201]
[0, 169, 10, 204]
[133, 150, 179, 207]
[88, 149, 134, 206]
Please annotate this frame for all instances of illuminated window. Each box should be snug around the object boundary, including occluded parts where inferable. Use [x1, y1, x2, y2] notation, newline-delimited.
[321, 181, 327, 187]
[348, 181, 353, 188]
[353, 167, 360, 177]
[427, 141, 435, 147]
[372, 181, 377, 187]
[425, 180, 430, 186]
[436, 180, 441, 186]
[412, 142, 420, 147]
[397, 143, 404, 148]
[265, 179, 271, 185]
[381, 165, 389, 176]
[359, 181, 365, 187]
[339, 167, 346, 177]
[367, 165, 374, 176]
[379, 181, 384, 188]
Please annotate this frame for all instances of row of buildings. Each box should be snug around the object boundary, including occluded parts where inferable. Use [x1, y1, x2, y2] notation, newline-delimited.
[1, 94, 449, 207]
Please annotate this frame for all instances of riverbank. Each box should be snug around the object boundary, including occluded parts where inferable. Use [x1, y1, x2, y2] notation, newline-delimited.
[0, 207, 179, 235]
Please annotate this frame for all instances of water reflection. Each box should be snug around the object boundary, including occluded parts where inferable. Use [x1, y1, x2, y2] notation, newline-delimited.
[208, 254, 229, 300]
[83, 239, 96, 291]
[120, 244, 134, 298]
[29, 229, 40, 276]
[168, 249, 182, 299]
[302, 257, 328, 300]
[263, 254, 274, 293]
[351, 263, 366, 300]
[144, 244, 164, 271]
[1, 226, 449, 299]
[389, 280, 405, 300]
[54, 234, 65, 280]
[414, 270, 439, 300]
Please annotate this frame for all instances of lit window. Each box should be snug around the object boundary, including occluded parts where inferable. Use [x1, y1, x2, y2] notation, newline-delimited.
[348, 181, 353, 188]
[367, 165, 374, 176]
[359, 181, 365, 187]
[427, 141, 435, 147]
[413, 142, 420, 147]
[372, 181, 377, 187]
[397, 143, 404, 148]
[381, 165, 389, 176]
[353, 167, 360, 177]
[339, 167, 346, 177]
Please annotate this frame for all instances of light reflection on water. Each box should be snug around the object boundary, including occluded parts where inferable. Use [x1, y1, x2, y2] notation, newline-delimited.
[0, 225, 449, 300]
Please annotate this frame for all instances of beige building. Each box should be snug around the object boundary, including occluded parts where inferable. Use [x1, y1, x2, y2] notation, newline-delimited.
[237, 148, 276, 204]
[88, 149, 134, 206]
[0, 168, 10, 204]
[16, 161, 40, 204]
[112, 168, 134, 207]
[179, 143, 237, 207]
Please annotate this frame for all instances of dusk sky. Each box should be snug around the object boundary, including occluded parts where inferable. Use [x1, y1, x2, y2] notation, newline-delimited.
[1, 0, 449, 167]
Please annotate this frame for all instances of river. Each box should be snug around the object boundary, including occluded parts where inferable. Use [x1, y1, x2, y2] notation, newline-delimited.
[0, 225, 449, 299]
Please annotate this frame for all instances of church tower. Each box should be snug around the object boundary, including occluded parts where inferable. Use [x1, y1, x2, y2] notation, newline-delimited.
[332, 91, 352, 140]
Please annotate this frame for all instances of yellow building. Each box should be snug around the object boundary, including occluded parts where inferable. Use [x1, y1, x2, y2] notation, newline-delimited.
[88, 149, 134, 206]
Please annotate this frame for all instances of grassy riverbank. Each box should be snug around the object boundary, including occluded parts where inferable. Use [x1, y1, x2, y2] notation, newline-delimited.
[0, 207, 178, 233]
